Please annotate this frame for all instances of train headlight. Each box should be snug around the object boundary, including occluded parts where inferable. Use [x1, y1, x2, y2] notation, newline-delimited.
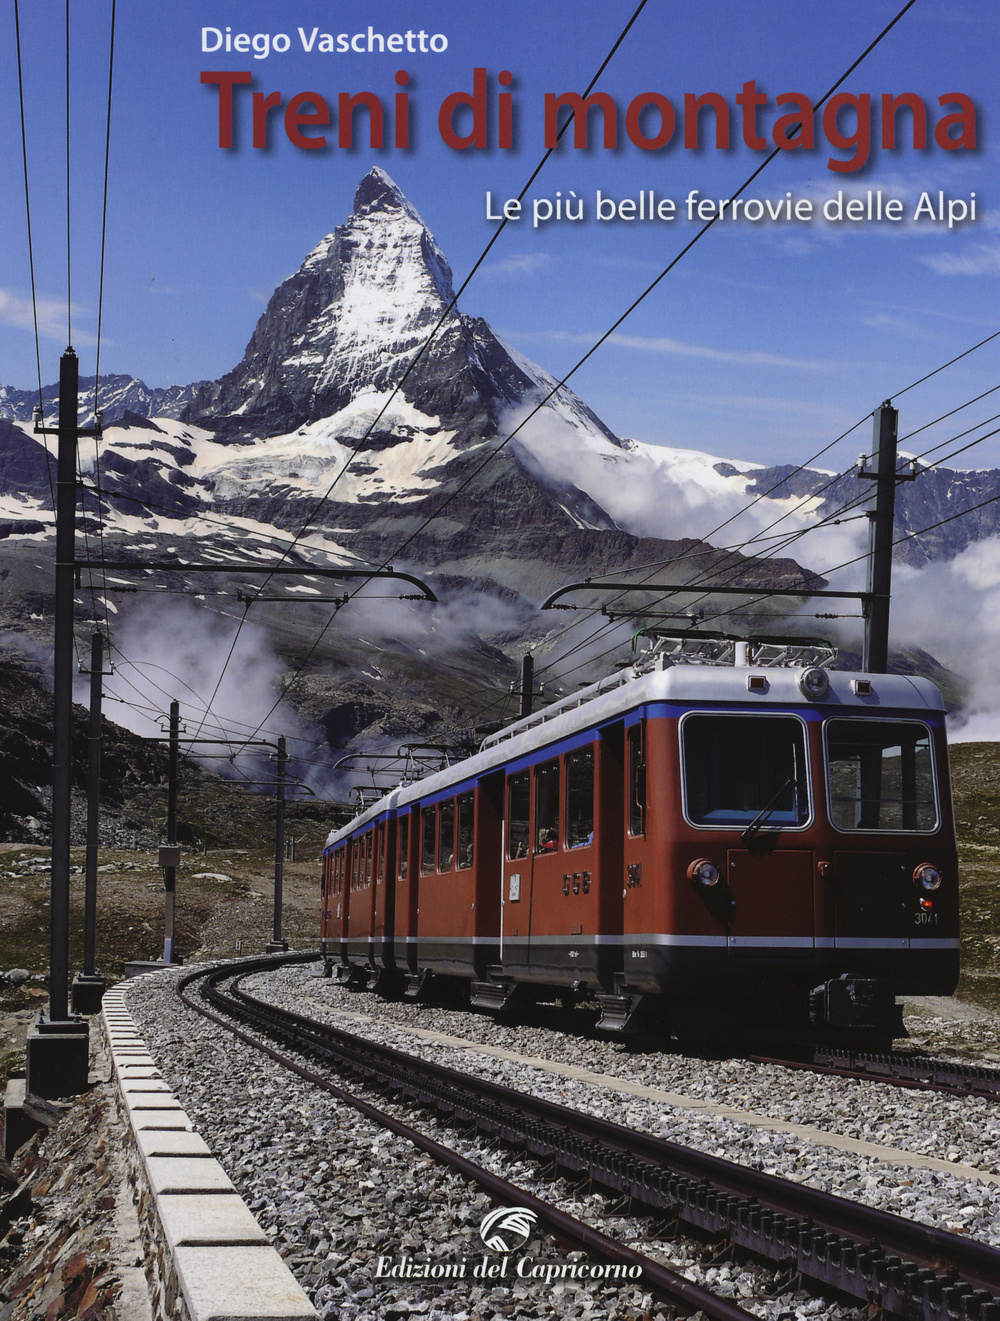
[688, 859, 720, 887]
[913, 863, 942, 891]
[797, 666, 830, 699]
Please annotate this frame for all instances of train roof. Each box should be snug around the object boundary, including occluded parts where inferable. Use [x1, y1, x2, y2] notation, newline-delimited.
[324, 661, 946, 850]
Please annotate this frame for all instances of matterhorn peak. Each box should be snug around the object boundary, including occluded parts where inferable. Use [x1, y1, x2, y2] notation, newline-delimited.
[354, 166, 424, 224]
[185, 170, 594, 445]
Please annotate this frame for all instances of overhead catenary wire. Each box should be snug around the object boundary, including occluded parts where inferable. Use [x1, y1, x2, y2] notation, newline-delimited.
[181, 0, 653, 753]
[64, 0, 71, 345]
[228, 0, 923, 754]
[13, 0, 55, 509]
[530, 344, 1000, 688]
[86, 0, 118, 658]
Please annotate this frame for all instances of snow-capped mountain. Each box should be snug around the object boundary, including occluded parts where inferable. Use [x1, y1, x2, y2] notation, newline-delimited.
[0, 168, 820, 595]
[0, 167, 989, 747]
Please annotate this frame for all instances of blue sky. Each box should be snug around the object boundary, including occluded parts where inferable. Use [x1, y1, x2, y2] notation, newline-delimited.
[1, 0, 996, 469]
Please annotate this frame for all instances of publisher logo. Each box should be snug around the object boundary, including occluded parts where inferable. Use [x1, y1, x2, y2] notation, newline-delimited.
[479, 1206, 538, 1252]
[373, 1203, 643, 1289]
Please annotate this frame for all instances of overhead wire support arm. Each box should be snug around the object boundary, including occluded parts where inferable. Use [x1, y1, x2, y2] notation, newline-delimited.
[73, 561, 438, 601]
[541, 581, 872, 610]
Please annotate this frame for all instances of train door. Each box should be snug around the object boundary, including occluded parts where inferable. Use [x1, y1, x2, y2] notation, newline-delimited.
[501, 769, 531, 975]
[320, 852, 333, 942]
[474, 772, 504, 976]
[328, 842, 350, 962]
[682, 712, 815, 951]
[392, 808, 418, 974]
[527, 755, 562, 980]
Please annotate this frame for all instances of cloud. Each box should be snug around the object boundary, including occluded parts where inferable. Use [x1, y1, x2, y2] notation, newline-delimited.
[921, 245, 1000, 277]
[480, 253, 553, 280]
[0, 287, 95, 344]
[892, 535, 1000, 740]
[101, 596, 324, 789]
[860, 313, 937, 339]
[505, 402, 866, 565]
[506, 328, 831, 371]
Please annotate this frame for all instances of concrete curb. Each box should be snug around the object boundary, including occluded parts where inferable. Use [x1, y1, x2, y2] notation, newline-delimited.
[102, 984, 318, 1321]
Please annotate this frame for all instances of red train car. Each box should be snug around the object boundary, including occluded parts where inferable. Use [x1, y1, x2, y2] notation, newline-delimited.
[321, 654, 958, 1045]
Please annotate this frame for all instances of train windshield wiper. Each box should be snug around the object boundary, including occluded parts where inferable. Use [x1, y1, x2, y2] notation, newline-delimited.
[741, 776, 797, 844]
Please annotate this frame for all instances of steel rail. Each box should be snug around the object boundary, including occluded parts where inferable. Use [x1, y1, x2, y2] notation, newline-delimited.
[174, 955, 756, 1321]
[184, 957, 1000, 1320]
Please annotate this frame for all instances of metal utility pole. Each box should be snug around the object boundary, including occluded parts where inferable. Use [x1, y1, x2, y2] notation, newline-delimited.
[267, 736, 289, 953]
[71, 632, 109, 1014]
[161, 701, 181, 964]
[518, 654, 534, 719]
[50, 351, 78, 1020]
[84, 631, 103, 973]
[24, 348, 91, 1098]
[861, 402, 902, 674]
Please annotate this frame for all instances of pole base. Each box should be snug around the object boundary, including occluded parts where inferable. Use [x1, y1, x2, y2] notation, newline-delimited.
[25, 1014, 89, 1099]
[265, 940, 289, 954]
[71, 972, 107, 1015]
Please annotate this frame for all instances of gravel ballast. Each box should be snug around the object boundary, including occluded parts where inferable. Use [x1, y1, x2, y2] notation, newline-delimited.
[124, 963, 1000, 1320]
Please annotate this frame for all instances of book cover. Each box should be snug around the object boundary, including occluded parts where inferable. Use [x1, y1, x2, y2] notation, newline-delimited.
[1, 1, 995, 742]
[0, 4, 998, 1316]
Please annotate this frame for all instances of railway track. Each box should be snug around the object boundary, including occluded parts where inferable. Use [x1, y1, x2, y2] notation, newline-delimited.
[808, 1048, 1000, 1099]
[175, 954, 1000, 1321]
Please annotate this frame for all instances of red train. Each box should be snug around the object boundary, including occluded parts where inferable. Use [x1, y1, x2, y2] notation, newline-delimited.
[320, 652, 959, 1045]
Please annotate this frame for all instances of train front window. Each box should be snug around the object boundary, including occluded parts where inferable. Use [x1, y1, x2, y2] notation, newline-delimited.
[826, 719, 937, 831]
[683, 714, 809, 828]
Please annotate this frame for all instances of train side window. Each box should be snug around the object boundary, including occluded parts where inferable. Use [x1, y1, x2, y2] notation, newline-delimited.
[421, 804, 437, 875]
[365, 831, 373, 885]
[439, 799, 455, 871]
[628, 723, 646, 836]
[826, 719, 937, 831]
[535, 759, 560, 853]
[507, 773, 530, 859]
[457, 792, 475, 869]
[377, 826, 385, 884]
[565, 747, 594, 848]
[398, 816, 409, 879]
[351, 845, 360, 891]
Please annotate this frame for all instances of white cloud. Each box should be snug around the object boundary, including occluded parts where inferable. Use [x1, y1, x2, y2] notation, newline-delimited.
[921, 245, 1000, 277]
[480, 253, 553, 280]
[0, 287, 94, 344]
[507, 327, 831, 371]
[893, 535, 1000, 740]
[860, 313, 936, 339]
